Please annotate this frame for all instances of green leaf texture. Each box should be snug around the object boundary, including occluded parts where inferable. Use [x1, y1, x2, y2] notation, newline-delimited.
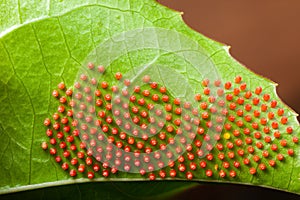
[0, 0, 299, 197]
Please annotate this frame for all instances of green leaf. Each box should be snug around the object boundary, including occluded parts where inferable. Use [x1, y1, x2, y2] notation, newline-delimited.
[0, 0, 299, 198]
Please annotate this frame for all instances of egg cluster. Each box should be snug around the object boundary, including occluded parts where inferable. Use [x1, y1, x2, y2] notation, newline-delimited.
[42, 63, 298, 180]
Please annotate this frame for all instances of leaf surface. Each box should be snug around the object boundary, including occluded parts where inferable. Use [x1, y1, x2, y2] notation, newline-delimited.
[0, 0, 299, 197]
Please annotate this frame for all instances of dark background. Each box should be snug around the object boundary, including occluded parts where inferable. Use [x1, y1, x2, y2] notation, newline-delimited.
[157, 0, 300, 200]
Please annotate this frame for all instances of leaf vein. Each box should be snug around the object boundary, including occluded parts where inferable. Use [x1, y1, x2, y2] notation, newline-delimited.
[1, 41, 35, 185]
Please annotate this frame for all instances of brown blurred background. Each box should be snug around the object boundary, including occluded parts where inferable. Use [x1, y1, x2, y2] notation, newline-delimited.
[157, 0, 300, 199]
[157, 0, 300, 117]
